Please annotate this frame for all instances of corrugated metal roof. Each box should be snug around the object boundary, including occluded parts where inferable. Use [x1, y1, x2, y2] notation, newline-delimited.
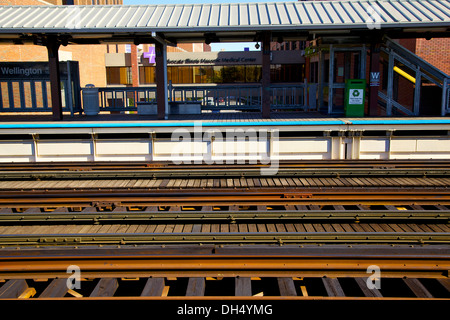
[0, 0, 448, 34]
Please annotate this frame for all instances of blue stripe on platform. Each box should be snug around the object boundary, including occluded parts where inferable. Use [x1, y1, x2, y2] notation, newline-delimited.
[0, 120, 346, 129]
[1, 119, 450, 129]
[350, 119, 450, 125]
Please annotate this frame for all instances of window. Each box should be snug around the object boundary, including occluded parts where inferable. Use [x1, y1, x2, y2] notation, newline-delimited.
[246, 65, 262, 83]
[138, 64, 302, 85]
[271, 64, 305, 83]
[310, 61, 319, 83]
[179, 66, 193, 84]
[106, 67, 132, 85]
[139, 66, 156, 84]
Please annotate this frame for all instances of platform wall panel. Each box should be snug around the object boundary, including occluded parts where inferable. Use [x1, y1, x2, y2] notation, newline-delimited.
[212, 140, 267, 158]
[0, 142, 33, 156]
[95, 140, 151, 156]
[359, 139, 389, 153]
[37, 141, 92, 156]
[94, 155, 152, 161]
[274, 138, 332, 160]
[35, 156, 94, 162]
[153, 140, 207, 157]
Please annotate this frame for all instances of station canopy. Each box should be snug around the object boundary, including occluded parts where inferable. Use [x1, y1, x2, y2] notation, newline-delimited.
[0, 0, 448, 46]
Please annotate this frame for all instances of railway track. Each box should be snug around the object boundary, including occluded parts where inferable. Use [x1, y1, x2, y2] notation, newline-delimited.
[0, 245, 449, 299]
[0, 161, 448, 301]
[0, 162, 449, 180]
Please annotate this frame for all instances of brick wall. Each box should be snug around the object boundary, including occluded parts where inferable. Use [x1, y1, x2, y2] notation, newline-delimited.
[0, 44, 108, 88]
[68, 45, 108, 87]
[416, 38, 450, 75]
[0, 0, 49, 5]
[0, 0, 119, 88]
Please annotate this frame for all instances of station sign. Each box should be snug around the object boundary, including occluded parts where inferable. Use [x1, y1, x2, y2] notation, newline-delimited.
[166, 52, 260, 66]
[0, 62, 72, 80]
[369, 71, 380, 87]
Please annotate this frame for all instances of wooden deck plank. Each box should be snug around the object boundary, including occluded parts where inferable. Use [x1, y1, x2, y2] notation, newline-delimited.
[235, 277, 252, 296]
[313, 224, 325, 232]
[154, 224, 166, 233]
[359, 224, 375, 232]
[90, 278, 119, 297]
[322, 278, 345, 297]
[285, 224, 296, 232]
[355, 278, 383, 297]
[173, 224, 184, 233]
[379, 224, 395, 232]
[257, 224, 267, 232]
[144, 224, 157, 233]
[277, 278, 297, 296]
[164, 224, 175, 233]
[186, 277, 205, 296]
[39, 279, 69, 298]
[141, 278, 165, 297]
[322, 224, 335, 232]
[201, 224, 211, 233]
[437, 278, 450, 293]
[304, 224, 315, 232]
[238, 224, 248, 232]
[294, 224, 306, 232]
[221, 224, 230, 233]
[403, 278, 433, 298]
[0, 279, 29, 298]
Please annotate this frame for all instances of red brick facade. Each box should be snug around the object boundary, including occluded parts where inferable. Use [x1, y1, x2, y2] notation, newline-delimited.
[416, 38, 450, 75]
[0, 0, 123, 88]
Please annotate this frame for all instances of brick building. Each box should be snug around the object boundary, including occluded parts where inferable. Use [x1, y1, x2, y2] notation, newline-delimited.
[0, 0, 212, 89]
[0, 0, 124, 88]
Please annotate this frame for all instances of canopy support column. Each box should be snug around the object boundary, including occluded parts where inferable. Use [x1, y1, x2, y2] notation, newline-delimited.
[155, 39, 168, 120]
[46, 36, 63, 121]
[261, 31, 271, 118]
[369, 42, 381, 116]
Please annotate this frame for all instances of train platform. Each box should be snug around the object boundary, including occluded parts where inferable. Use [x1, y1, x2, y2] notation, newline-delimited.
[0, 112, 449, 163]
[1, 111, 450, 127]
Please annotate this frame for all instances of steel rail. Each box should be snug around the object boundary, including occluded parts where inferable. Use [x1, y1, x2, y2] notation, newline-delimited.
[0, 256, 450, 278]
[0, 245, 448, 279]
[1, 159, 450, 170]
[0, 160, 450, 180]
[0, 210, 448, 224]
[1, 167, 450, 179]
[1, 246, 448, 299]
[1, 190, 449, 207]
[0, 232, 449, 246]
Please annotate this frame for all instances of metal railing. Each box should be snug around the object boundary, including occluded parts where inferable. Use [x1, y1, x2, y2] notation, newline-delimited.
[380, 37, 450, 117]
[98, 87, 157, 111]
[0, 79, 81, 115]
[270, 84, 307, 110]
[170, 85, 262, 111]
[444, 79, 450, 116]
[97, 83, 312, 113]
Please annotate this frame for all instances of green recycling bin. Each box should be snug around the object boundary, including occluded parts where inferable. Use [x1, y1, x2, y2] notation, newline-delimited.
[345, 79, 366, 117]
